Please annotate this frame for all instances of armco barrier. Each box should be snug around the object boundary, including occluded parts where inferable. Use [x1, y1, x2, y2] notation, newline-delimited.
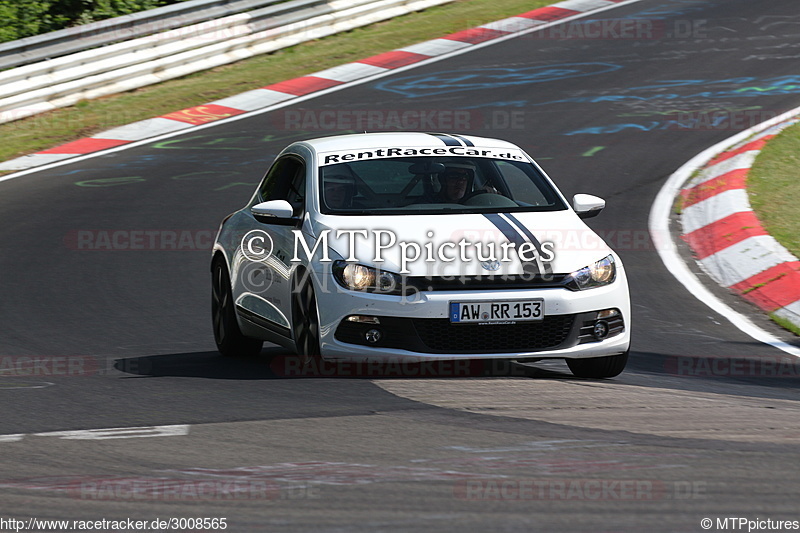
[0, 0, 456, 125]
[0, 0, 294, 70]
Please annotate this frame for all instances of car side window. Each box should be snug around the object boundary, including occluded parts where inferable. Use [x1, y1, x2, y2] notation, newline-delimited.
[285, 167, 306, 216]
[259, 156, 306, 216]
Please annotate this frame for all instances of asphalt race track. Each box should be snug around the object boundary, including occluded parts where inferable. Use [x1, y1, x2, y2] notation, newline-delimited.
[1, 0, 800, 531]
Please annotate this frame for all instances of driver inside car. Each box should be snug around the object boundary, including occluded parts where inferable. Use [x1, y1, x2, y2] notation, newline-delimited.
[434, 163, 473, 203]
[434, 162, 498, 203]
[322, 163, 360, 210]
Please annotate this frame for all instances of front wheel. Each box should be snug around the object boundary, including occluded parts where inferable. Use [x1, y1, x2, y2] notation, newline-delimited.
[292, 275, 321, 366]
[212, 258, 263, 357]
[566, 349, 629, 379]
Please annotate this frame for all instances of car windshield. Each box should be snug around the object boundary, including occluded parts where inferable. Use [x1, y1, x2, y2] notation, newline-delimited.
[318, 156, 568, 215]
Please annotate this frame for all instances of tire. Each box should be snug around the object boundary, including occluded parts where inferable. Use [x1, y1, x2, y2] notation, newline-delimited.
[566, 349, 629, 379]
[211, 258, 263, 357]
[291, 274, 321, 366]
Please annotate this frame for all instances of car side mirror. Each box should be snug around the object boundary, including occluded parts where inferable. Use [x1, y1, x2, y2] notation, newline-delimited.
[251, 200, 294, 219]
[573, 194, 605, 219]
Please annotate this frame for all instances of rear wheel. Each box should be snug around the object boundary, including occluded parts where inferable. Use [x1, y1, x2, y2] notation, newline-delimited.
[566, 349, 629, 379]
[292, 275, 321, 366]
[212, 258, 263, 357]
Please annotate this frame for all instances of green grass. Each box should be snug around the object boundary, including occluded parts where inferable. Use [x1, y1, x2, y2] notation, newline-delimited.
[0, 0, 550, 165]
[673, 195, 685, 215]
[748, 121, 800, 336]
[769, 312, 800, 337]
[748, 121, 800, 260]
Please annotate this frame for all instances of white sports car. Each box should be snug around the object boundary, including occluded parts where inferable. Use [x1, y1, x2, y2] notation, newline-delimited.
[211, 132, 630, 378]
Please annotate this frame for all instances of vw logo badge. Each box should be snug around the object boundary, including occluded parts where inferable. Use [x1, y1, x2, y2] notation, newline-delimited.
[480, 259, 501, 271]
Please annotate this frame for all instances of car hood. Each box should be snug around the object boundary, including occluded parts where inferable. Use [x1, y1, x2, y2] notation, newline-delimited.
[308, 211, 614, 277]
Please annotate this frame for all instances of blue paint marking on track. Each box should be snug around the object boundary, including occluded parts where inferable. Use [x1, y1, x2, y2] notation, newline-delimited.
[565, 122, 664, 135]
[528, 75, 800, 108]
[461, 100, 528, 110]
[374, 63, 623, 98]
[564, 109, 789, 136]
[618, 0, 718, 19]
[460, 77, 800, 112]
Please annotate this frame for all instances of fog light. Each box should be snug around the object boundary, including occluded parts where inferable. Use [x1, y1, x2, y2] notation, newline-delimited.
[347, 315, 380, 324]
[365, 329, 382, 344]
[593, 321, 609, 340]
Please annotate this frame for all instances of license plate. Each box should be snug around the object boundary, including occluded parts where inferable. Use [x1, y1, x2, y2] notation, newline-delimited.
[449, 299, 543, 324]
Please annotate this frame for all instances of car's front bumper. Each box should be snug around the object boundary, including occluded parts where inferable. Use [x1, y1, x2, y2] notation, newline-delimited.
[311, 265, 631, 362]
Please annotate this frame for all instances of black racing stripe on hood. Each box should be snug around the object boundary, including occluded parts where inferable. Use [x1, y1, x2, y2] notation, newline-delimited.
[482, 213, 525, 247]
[450, 134, 474, 147]
[428, 133, 462, 146]
[503, 213, 553, 275]
[482, 213, 544, 275]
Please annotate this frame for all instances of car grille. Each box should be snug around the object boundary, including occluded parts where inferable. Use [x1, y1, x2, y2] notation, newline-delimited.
[413, 316, 575, 353]
[406, 274, 570, 292]
[335, 314, 578, 354]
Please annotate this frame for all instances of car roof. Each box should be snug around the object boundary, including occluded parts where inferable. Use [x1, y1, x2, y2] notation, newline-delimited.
[297, 132, 521, 153]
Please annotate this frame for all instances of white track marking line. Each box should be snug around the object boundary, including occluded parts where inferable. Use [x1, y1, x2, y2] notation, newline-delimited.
[649, 107, 800, 358]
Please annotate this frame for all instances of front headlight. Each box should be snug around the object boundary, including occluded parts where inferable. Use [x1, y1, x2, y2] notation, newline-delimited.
[333, 261, 405, 295]
[566, 254, 616, 290]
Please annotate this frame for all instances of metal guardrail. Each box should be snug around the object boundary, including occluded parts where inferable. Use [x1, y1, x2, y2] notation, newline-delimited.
[0, 0, 455, 125]
[0, 0, 285, 71]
